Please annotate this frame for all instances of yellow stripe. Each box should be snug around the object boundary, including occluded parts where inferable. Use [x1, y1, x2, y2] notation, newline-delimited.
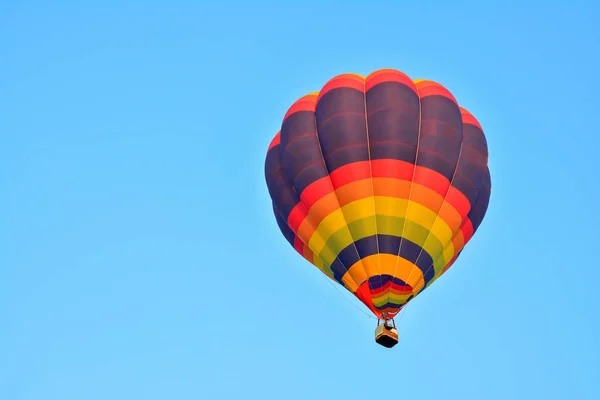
[305, 205, 373, 286]
[426, 225, 471, 288]
[403, 199, 454, 275]
[341, 275, 359, 293]
[371, 293, 412, 307]
[311, 197, 455, 270]
[308, 209, 349, 252]
[292, 215, 351, 285]
[340, 181, 380, 280]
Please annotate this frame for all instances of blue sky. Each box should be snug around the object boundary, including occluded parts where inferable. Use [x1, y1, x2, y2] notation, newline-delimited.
[2, 2, 599, 399]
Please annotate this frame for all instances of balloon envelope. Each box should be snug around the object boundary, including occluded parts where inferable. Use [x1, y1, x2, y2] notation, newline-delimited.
[264, 68, 491, 319]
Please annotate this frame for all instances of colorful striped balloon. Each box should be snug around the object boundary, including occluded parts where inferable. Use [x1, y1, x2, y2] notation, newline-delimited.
[264, 68, 491, 320]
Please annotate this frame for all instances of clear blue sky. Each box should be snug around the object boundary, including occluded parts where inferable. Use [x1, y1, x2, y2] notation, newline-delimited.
[2, 2, 599, 399]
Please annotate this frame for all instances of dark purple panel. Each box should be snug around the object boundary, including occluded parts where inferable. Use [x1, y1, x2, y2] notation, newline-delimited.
[463, 124, 489, 159]
[315, 86, 379, 280]
[416, 95, 463, 182]
[273, 203, 295, 247]
[365, 81, 420, 162]
[280, 110, 330, 195]
[315, 88, 370, 172]
[468, 167, 491, 232]
[451, 117, 490, 212]
[264, 145, 300, 220]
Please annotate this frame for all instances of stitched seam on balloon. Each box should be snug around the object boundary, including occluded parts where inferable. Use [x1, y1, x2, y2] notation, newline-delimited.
[421, 126, 491, 290]
[363, 76, 383, 308]
[269, 162, 329, 271]
[312, 91, 367, 295]
[406, 104, 465, 295]
[421, 165, 491, 292]
[385, 81, 423, 317]
[274, 135, 355, 288]
[419, 119, 491, 290]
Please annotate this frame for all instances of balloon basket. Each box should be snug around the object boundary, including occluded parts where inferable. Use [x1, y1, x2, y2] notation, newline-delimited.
[375, 321, 399, 348]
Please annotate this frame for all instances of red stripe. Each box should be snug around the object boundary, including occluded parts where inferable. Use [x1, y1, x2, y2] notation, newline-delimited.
[460, 106, 483, 131]
[283, 94, 317, 121]
[267, 131, 280, 152]
[317, 74, 364, 102]
[295, 161, 419, 210]
[365, 68, 417, 93]
[415, 80, 458, 106]
[354, 281, 380, 317]
[413, 167, 450, 197]
[287, 205, 307, 233]
[370, 282, 412, 296]
[293, 236, 315, 267]
[299, 176, 333, 209]
[293, 236, 304, 254]
[295, 158, 466, 217]
[460, 219, 475, 243]
[371, 159, 414, 181]
[329, 161, 371, 188]
[445, 186, 471, 219]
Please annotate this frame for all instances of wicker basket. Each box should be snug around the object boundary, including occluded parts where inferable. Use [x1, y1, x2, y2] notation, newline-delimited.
[375, 324, 399, 348]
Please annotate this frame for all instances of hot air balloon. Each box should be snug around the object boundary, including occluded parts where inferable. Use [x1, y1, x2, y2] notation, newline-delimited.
[264, 68, 491, 348]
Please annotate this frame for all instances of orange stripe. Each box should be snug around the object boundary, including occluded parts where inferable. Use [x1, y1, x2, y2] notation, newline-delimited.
[415, 80, 458, 106]
[336, 179, 372, 207]
[305, 191, 340, 224]
[410, 183, 447, 217]
[317, 74, 365, 102]
[302, 244, 314, 264]
[365, 68, 417, 93]
[373, 177, 412, 198]
[443, 217, 475, 270]
[437, 201, 465, 233]
[296, 217, 315, 245]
